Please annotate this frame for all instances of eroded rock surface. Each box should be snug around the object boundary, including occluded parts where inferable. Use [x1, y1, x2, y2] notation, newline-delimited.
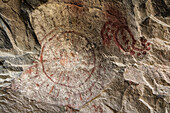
[0, 0, 169, 113]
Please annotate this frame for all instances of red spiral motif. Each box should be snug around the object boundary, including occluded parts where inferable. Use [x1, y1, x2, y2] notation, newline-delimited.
[101, 20, 151, 56]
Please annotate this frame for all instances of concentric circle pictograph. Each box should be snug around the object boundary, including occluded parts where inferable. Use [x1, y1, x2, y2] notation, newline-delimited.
[40, 31, 96, 88]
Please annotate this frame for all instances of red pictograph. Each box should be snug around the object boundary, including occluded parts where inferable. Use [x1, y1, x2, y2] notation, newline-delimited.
[92, 104, 103, 113]
[40, 31, 96, 88]
[101, 6, 151, 56]
[25, 61, 39, 78]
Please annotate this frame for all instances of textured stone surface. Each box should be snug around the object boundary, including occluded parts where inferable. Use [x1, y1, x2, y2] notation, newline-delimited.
[0, 0, 169, 112]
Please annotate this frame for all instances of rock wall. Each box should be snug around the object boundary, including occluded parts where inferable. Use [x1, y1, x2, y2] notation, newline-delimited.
[0, 0, 169, 113]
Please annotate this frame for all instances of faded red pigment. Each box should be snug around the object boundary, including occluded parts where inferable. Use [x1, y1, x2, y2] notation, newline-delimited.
[36, 29, 100, 108]
[92, 104, 104, 113]
[40, 31, 96, 88]
[101, 5, 151, 56]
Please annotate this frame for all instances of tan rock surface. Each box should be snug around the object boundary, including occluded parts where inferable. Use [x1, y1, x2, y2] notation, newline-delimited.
[0, 0, 169, 113]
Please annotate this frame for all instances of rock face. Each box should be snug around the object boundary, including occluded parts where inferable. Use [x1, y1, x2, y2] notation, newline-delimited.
[0, 0, 169, 113]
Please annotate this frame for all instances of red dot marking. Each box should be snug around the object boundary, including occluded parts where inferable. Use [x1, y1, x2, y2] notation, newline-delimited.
[130, 50, 135, 55]
[143, 51, 147, 55]
[137, 53, 141, 56]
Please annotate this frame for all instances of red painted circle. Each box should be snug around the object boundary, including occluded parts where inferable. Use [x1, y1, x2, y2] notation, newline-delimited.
[40, 31, 96, 88]
[114, 26, 150, 52]
[101, 21, 151, 56]
[101, 21, 120, 46]
[114, 26, 135, 52]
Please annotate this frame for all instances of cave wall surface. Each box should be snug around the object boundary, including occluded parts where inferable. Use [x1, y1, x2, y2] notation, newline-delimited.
[0, 0, 169, 113]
